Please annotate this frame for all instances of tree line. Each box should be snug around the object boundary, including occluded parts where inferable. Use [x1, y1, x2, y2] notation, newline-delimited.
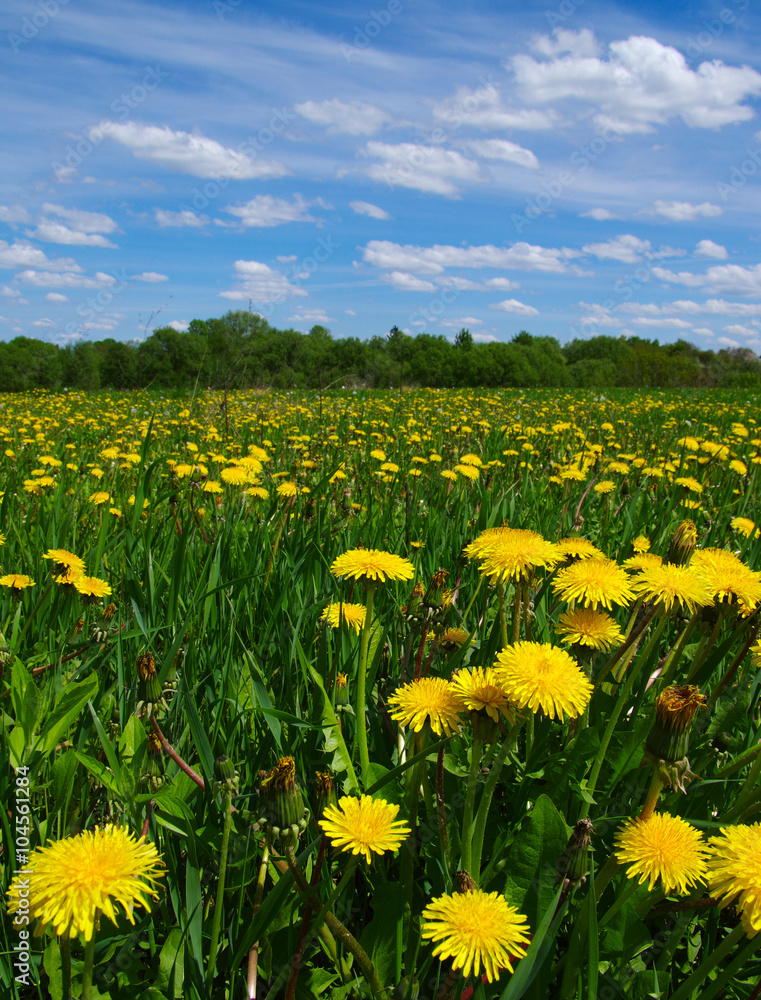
[2, 311, 760, 392]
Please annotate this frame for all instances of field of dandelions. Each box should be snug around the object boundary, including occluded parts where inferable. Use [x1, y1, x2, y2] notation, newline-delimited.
[1, 386, 760, 1000]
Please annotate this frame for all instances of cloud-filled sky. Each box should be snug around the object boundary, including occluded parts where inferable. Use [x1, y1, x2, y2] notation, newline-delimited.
[3, 0, 761, 350]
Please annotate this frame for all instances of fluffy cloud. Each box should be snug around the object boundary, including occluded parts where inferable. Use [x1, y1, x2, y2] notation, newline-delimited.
[361, 240, 578, 275]
[582, 234, 651, 263]
[490, 298, 539, 316]
[467, 139, 539, 169]
[155, 209, 209, 227]
[45, 293, 68, 302]
[220, 259, 308, 304]
[15, 270, 117, 289]
[99, 122, 289, 179]
[134, 272, 169, 283]
[0, 241, 81, 272]
[512, 32, 761, 132]
[0, 205, 32, 224]
[630, 317, 693, 329]
[289, 308, 331, 324]
[223, 195, 316, 228]
[652, 200, 723, 222]
[695, 239, 728, 259]
[26, 222, 117, 248]
[653, 263, 761, 295]
[381, 271, 437, 292]
[431, 85, 557, 132]
[581, 208, 622, 221]
[295, 99, 391, 135]
[363, 143, 484, 196]
[350, 201, 391, 220]
[168, 320, 189, 331]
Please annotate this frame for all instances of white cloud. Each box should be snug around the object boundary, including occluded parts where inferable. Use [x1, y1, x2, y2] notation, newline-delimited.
[691, 327, 714, 337]
[290, 308, 331, 324]
[362, 240, 578, 275]
[581, 208, 622, 221]
[220, 259, 308, 303]
[1, 284, 22, 297]
[100, 122, 289, 180]
[363, 142, 484, 196]
[582, 234, 651, 263]
[467, 139, 539, 169]
[223, 195, 316, 228]
[40, 204, 118, 234]
[431, 84, 557, 131]
[134, 272, 169, 283]
[631, 317, 693, 329]
[513, 32, 761, 132]
[723, 323, 758, 338]
[155, 209, 209, 227]
[485, 277, 521, 291]
[652, 200, 723, 222]
[45, 292, 68, 302]
[577, 303, 623, 327]
[620, 298, 761, 318]
[0, 241, 81, 272]
[15, 270, 117, 289]
[168, 320, 189, 331]
[695, 239, 728, 259]
[490, 298, 539, 316]
[295, 99, 390, 135]
[32, 317, 56, 328]
[718, 336, 740, 347]
[381, 271, 437, 292]
[0, 205, 32, 224]
[531, 28, 600, 58]
[653, 263, 761, 295]
[26, 222, 117, 248]
[350, 201, 391, 220]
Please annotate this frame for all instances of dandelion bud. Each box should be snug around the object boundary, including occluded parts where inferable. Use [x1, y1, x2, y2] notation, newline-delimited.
[315, 770, 338, 819]
[136, 651, 167, 718]
[667, 520, 698, 566]
[394, 979, 420, 1000]
[424, 569, 449, 609]
[257, 756, 310, 849]
[403, 581, 426, 623]
[334, 672, 350, 708]
[215, 755, 239, 793]
[643, 685, 707, 793]
[454, 869, 478, 893]
[557, 818, 593, 887]
[143, 733, 165, 791]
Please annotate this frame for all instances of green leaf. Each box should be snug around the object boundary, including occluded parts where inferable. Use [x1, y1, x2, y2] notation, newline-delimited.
[8, 725, 26, 768]
[74, 751, 120, 795]
[359, 881, 406, 988]
[155, 925, 185, 999]
[34, 671, 99, 756]
[43, 938, 63, 1000]
[51, 749, 80, 813]
[503, 794, 570, 930]
[600, 901, 650, 964]
[21, 678, 43, 745]
[499, 882, 567, 1000]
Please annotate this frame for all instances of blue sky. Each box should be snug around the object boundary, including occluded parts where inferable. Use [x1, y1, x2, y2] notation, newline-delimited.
[3, 0, 761, 351]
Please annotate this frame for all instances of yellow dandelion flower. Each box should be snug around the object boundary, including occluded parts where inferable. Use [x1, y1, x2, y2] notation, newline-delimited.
[438, 627, 471, 650]
[467, 528, 560, 584]
[707, 823, 761, 938]
[494, 642, 592, 721]
[387, 677, 464, 736]
[42, 549, 86, 575]
[632, 535, 651, 553]
[691, 548, 761, 610]
[380, 462, 400, 474]
[454, 463, 480, 480]
[320, 602, 367, 634]
[74, 576, 112, 601]
[552, 558, 635, 610]
[88, 492, 111, 506]
[330, 548, 415, 585]
[614, 813, 708, 894]
[555, 537, 605, 562]
[451, 667, 512, 724]
[0, 574, 35, 592]
[630, 563, 713, 614]
[370, 449, 386, 461]
[731, 517, 759, 539]
[220, 466, 250, 486]
[730, 460, 748, 476]
[276, 481, 299, 498]
[202, 480, 223, 494]
[6, 825, 164, 941]
[623, 553, 664, 572]
[555, 608, 624, 651]
[675, 476, 703, 494]
[421, 888, 531, 983]
[441, 469, 458, 481]
[247, 486, 270, 501]
[319, 795, 411, 864]
[593, 480, 616, 494]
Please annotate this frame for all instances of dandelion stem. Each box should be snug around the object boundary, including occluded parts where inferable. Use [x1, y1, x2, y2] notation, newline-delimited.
[639, 773, 664, 822]
[471, 720, 524, 876]
[205, 787, 233, 991]
[61, 936, 72, 1000]
[247, 838, 269, 1000]
[459, 736, 484, 876]
[81, 935, 95, 1000]
[657, 611, 699, 690]
[594, 605, 657, 688]
[511, 580, 522, 645]
[356, 583, 376, 783]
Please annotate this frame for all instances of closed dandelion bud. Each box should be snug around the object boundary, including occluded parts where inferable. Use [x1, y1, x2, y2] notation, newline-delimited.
[404, 581, 426, 623]
[643, 685, 707, 793]
[143, 733, 165, 791]
[394, 979, 420, 1000]
[215, 755, 238, 790]
[102, 602, 117, 621]
[334, 672, 350, 708]
[258, 756, 310, 849]
[667, 520, 698, 566]
[557, 818, 593, 887]
[424, 569, 448, 609]
[471, 708, 501, 744]
[315, 770, 338, 819]
[136, 651, 166, 717]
